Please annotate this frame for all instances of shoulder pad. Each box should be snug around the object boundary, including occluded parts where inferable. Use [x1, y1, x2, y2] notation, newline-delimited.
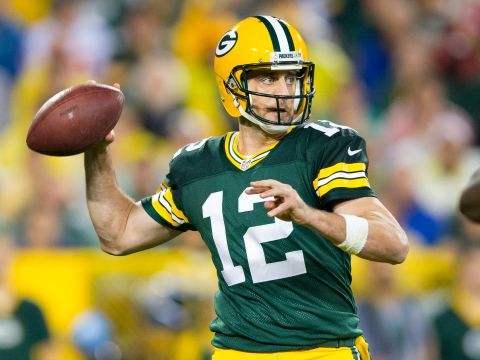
[167, 135, 224, 186]
[303, 120, 358, 139]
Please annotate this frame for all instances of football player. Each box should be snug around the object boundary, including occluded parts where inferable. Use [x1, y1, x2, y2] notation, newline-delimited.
[85, 16, 409, 359]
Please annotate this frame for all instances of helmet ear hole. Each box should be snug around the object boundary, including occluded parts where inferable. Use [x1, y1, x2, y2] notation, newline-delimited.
[227, 77, 237, 90]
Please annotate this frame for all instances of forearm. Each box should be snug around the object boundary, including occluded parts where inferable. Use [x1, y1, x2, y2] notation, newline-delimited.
[302, 206, 409, 264]
[247, 180, 408, 264]
[349, 210, 408, 264]
[84, 145, 135, 252]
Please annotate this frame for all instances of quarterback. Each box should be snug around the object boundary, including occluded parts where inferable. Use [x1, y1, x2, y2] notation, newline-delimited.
[85, 16, 409, 359]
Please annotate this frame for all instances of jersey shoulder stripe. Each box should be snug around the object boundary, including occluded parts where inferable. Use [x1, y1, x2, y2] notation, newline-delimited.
[313, 162, 370, 197]
[142, 136, 224, 231]
[316, 177, 370, 197]
[141, 182, 190, 229]
[298, 120, 374, 205]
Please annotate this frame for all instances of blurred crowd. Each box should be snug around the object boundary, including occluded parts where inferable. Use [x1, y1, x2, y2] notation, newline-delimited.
[0, 0, 480, 359]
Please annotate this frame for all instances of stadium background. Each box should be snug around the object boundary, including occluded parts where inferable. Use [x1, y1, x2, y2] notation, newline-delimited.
[0, 0, 479, 359]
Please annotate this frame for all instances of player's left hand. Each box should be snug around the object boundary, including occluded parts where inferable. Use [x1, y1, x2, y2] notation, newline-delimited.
[246, 180, 313, 225]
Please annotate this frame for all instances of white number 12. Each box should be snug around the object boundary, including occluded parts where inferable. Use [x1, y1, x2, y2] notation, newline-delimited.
[202, 190, 306, 286]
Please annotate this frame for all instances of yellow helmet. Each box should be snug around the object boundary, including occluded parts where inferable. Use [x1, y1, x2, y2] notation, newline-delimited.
[214, 16, 315, 134]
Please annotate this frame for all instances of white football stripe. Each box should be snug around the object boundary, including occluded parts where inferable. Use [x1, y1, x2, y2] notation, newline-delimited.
[316, 171, 366, 188]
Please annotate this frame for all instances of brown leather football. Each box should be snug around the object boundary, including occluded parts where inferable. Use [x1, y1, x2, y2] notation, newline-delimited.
[459, 168, 480, 222]
[26, 83, 124, 156]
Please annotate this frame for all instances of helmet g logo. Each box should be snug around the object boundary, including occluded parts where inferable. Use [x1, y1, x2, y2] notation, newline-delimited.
[216, 30, 238, 57]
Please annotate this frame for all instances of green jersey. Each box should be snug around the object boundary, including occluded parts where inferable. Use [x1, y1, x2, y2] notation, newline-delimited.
[142, 120, 375, 352]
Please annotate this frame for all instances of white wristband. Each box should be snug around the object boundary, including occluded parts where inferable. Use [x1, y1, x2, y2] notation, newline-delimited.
[337, 214, 368, 255]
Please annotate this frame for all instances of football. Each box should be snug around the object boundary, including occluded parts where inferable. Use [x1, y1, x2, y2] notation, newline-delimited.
[459, 168, 480, 222]
[26, 83, 124, 156]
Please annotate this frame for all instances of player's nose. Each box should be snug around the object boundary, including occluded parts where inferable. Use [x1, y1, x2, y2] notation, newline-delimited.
[275, 77, 292, 96]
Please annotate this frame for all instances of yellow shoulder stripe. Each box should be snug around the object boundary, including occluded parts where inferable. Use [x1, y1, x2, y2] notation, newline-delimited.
[151, 185, 189, 227]
[313, 162, 370, 198]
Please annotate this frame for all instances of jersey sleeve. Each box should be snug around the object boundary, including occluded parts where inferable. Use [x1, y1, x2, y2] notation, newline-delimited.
[312, 126, 376, 209]
[141, 154, 197, 232]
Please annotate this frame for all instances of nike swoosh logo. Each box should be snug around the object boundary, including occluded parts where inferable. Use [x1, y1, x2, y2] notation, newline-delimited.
[347, 147, 362, 156]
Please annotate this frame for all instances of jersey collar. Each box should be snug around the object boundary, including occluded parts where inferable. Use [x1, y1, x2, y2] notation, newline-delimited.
[224, 129, 292, 171]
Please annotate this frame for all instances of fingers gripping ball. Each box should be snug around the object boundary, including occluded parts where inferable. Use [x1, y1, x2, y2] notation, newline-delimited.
[26, 83, 124, 156]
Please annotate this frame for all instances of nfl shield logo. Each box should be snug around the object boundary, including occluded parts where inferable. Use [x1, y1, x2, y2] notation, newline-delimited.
[240, 159, 252, 171]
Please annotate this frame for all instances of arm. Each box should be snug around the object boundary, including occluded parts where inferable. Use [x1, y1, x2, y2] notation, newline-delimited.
[246, 180, 408, 264]
[332, 197, 408, 263]
[459, 167, 480, 222]
[84, 136, 180, 256]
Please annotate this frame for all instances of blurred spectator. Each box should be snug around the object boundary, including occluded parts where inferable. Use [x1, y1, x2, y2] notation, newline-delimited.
[170, 0, 236, 133]
[125, 52, 189, 137]
[332, 0, 410, 115]
[379, 76, 479, 245]
[405, 108, 478, 237]
[134, 271, 214, 360]
[357, 261, 431, 360]
[0, 234, 55, 360]
[71, 310, 121, 360]
[432, 244, 480, 359]
[23, 0, 114, 78]
[332, 80, 371, 136]
[10, 0, 52, 24]
[0, 1, 23, 80]
[381, 75, 445, 153]
[19, 206, 64, 248]
[111, 1, 173, 65]
[13, 153, 68, 248]
[0, 0, 23, 130]
[433, 2, 480, 137]
[379, 165, 445, 247]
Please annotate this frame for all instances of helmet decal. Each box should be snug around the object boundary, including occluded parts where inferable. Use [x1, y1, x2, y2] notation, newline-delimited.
[216, 30, 238, 57]
[254, 16, 294, 52]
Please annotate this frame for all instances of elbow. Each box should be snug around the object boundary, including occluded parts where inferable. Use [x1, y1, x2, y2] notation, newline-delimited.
[99, 238, 129, 256]
[388, 244, 409, 265]
[388, 232, 409, 265]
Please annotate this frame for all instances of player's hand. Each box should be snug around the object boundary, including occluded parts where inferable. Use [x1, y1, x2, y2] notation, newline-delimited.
[246, 179, 313, 225]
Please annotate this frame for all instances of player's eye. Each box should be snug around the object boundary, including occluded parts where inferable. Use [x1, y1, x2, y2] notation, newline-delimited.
[285, 75, 297, 85]
[260, 75, 275, 85]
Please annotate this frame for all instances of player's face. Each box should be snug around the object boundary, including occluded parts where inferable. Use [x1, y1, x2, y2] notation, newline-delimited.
[246, 69, 298, 124]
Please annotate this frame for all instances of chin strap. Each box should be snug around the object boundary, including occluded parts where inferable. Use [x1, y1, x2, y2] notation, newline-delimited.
[232, 95, 297, 135]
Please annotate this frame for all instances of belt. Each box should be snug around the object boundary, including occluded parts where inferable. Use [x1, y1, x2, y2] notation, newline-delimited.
[317, 338, 356, 348]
